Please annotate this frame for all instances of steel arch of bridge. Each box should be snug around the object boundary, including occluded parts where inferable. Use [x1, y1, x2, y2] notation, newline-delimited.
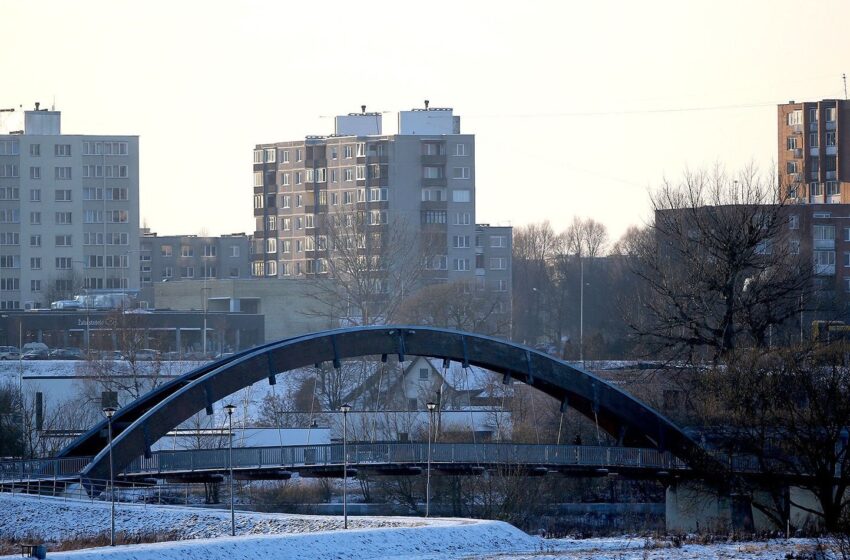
[60, 326, 708, 483]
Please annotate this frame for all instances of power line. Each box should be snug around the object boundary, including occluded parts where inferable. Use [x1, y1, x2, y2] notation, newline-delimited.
[465, 101, 779, 119]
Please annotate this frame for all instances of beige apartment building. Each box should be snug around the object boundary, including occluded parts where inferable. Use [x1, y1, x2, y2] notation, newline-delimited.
[0, 104, 140, 310]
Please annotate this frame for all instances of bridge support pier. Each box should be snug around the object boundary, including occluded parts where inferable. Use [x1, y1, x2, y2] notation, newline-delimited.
[666, 481, 826, 534]
[665, 481, 754, 533]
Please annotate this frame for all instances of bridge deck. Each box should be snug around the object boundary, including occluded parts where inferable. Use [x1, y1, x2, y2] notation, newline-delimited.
[1, 443, 760, 485]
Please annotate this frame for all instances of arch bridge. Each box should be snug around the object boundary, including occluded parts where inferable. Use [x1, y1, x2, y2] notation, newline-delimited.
[57, 326, 713, 484]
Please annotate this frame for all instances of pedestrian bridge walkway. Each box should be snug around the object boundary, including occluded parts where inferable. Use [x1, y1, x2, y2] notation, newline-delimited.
[0, 442, 759, 487]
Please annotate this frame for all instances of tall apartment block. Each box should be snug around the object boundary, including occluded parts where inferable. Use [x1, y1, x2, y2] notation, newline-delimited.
[778, 99, 849, 202]
[0, 104, 140, 309]
[139, 229, 252, 307]
[251, 103, 511, 327]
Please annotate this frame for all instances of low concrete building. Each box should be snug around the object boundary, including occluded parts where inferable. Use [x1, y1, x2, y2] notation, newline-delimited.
[154, 278, 334, 342]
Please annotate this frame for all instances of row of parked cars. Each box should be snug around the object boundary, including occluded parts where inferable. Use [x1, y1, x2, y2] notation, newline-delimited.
[0, 345, 229, 361]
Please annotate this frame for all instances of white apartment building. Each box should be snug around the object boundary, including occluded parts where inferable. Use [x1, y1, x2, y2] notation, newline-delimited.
[0, 104, 140, 309]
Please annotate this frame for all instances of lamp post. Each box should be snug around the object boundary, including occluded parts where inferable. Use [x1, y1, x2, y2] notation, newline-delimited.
[339, 403, 351, 529]
[102, 406, 117, 546]
[426, 401, 436, 517]
[579, 256, 584, 366]
[223, 403, 236, 537]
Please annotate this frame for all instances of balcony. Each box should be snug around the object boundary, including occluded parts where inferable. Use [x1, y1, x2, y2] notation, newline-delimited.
[826, 146, 838, 156]
[814, 239, 835, 250]
[810, 147, 820, 156]
[826, 171, 837, 180]
[814, 264, 835, 276]
[791, 148, 803, 158]
[790, 123, 803, 133]
[826, 121, 836, 131]
[421, 154, 447, 166]
[809, 121, 819, 131]
[422, 177, 447, 187]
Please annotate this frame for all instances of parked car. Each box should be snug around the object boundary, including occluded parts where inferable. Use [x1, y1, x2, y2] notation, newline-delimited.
[21, 342, 48, 354]
[0, 346, 20, 360]
[99, 350, 126, 361]
[132, 349, 161, 361]
[48, 348, 85, 360]
[21, 348, 49, 360]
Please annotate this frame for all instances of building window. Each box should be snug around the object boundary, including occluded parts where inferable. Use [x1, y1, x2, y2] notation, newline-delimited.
[811, 182, 823, 196]
[453, 258, 470, 271]
[452, 167, 471, 179]
[419, 368, 429, 380]
[809, 133, 819, 147]
[491, 235, 507, 248]
[452, 189, 471, 203]
[55, 189, 72, 202]
[54, 167, 72, 180]
[55, 212, 72, 225]
[230, 245, 240, 257]
[814, 224, 835, 241]
[264, 148, 276, 163]
[181, 266, 194, 278]
[490, 257, 507, 270]
[454, 212, 471, 225]
[344, 145, 353, 159]
[827, 181, 840, 196]
[787, 110, 802, 126]
[789, 215, 799, 230]
[845, 278, 850, 293]
[826, 131, 837, 147]
[253, 149, 263, 164]
[452, 235, 470, 248]
[282, 172, 290, 186]
[356, 142, 366, 157]
[282, 150, 290, 163]
[455, 143, 468, 156]
[826, 107, 837, 122]
[29, 212, 41, 225]
[0, 165, 18, 178]
[253, 171, 263, 187]
[423, 166, 444, 179]
[356, 165, 366, 180]
[844, 252, 850, 268]
[181, 245, 194, 257]
[29, 144, 40, 157]
[55, 235, 72, 247]
[54, 144, 71, 157]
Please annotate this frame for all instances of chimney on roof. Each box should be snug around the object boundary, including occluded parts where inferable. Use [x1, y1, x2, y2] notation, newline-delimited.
[424, 99, 430, 110]
[361, 105, 366, 114]
[34, 102, 40, 111]
[789, 100, 795, 104]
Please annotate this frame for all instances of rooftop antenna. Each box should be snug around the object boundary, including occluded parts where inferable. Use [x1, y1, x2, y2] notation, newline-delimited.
[52, 95, 55, 111]
[424, 99, 430, 110]
[843, 73, 847, 100]
[361, 105, 366, 114]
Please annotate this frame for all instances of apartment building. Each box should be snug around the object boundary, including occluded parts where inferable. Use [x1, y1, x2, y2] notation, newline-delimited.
[138, 229, 252, 307]
[251, 104, 512, 324]
[0, 104, 139, 310]
[778, 99, 849, 202]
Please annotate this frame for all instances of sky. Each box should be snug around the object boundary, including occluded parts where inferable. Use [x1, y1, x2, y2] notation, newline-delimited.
[3, 0, 849, 244]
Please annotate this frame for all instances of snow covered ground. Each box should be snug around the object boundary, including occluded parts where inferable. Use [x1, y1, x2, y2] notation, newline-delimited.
[0, 494, 828, 559]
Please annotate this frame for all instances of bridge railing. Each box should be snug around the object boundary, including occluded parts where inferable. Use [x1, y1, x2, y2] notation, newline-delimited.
[122, 443, 689, 475]
[0, 456, 92, 482]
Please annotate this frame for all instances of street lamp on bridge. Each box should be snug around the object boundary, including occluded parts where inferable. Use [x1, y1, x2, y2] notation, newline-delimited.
[426, 401, 437, 517]
[340, 403, 351, 529]
[101, 406, 117, 547]
[223, 403, 237, 537]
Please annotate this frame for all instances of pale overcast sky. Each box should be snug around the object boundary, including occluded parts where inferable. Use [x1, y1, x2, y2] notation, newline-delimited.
[4, 0, 849, 243]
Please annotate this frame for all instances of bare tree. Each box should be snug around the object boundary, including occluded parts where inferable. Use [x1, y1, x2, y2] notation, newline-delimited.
[395, 280, 510, 337]
[622, 166, 810, 361]
[693, 346, 850, 532]
[305, 209, 434, 325]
